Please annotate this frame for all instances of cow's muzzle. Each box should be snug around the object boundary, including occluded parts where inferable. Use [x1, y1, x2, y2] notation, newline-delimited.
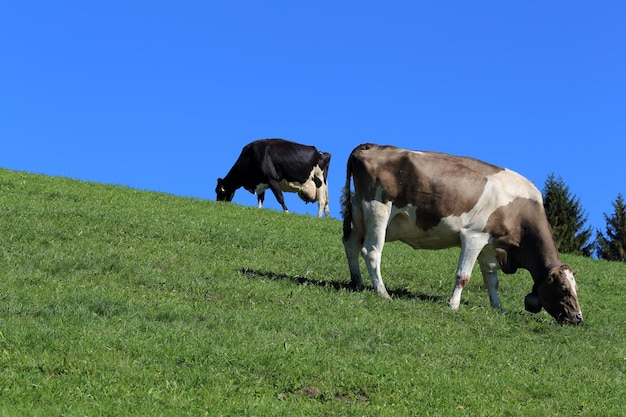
[557, 311, 583, 325]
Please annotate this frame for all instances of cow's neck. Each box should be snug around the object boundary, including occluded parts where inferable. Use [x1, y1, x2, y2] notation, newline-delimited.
[222, 166, 245, 191]
[526, 257, 562, 285]
[521, 228, 563, 286]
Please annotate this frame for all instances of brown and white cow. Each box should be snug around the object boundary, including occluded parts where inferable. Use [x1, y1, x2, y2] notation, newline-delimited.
[216, 138, 331, 217]
[341, 143, 582, 324]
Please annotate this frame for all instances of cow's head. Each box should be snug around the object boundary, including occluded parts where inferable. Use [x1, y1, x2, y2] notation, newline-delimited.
[216, 178, 235, 202]
[524, 265, 583, 325]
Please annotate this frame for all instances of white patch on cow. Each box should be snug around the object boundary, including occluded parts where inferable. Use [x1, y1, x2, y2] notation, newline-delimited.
[445, 169, 542, 233]
[564, 268, 578, 297]
[386, 205, 461, 249]
[562, 268, 583, 320]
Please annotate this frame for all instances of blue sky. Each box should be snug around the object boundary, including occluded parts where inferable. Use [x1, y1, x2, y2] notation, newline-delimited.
[2, 1, 624, 235]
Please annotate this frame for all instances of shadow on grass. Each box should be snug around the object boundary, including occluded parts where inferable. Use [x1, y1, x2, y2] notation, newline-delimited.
[239, 267, 444, 303]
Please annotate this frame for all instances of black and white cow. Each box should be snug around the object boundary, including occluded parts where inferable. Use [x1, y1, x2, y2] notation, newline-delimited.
[216, 139, 331, 217]
[341, 143, 583, 324]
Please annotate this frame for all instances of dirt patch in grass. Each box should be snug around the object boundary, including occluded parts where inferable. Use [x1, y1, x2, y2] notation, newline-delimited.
[293, 386, 370, 405]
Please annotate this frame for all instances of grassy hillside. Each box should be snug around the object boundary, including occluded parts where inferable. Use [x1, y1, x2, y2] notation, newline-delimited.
[1, 168, 625, 416]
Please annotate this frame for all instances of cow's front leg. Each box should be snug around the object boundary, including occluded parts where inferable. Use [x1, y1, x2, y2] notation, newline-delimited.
[449, 230, 490, 309]
[478, 249, 503, 311]
[257, 191, 265, 209]
[268, 180, 289, 212]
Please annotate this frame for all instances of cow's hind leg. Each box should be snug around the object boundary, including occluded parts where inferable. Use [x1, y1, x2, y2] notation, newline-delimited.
[316, 183, 330, 218]
[343, 225, 363, 291]
[343, 194, 364, 291]
[323, 185, 330, 217]
[478, 248, 503, 311]
[361, 200, 392, 299]
[449, 230, 490, 309]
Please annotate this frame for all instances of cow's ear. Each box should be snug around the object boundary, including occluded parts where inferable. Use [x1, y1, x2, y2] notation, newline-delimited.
[495, 248, 517, 274]
[217, 178, 226, 193]
[572, 269, 579, 275]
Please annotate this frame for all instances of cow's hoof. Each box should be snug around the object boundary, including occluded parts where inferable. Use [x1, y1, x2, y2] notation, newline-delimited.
[380, 291, 392, 300]
[524, 293, 542, 313]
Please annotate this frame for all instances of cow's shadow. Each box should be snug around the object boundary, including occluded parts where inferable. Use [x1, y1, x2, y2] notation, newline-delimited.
[239, 268, 444, 303]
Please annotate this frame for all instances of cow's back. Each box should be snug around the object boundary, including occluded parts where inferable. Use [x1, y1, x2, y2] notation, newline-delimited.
[349, 144, 500, 214]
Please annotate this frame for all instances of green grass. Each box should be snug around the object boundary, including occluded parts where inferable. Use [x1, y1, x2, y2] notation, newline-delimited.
[1, 168, 625, 416]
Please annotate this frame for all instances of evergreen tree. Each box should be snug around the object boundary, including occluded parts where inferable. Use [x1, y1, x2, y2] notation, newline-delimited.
[596, 193, 626, 262]
[542, 173, 593, 257]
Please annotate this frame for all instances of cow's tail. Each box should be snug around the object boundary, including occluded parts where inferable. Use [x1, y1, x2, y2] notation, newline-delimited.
[341, 155, 354, 242]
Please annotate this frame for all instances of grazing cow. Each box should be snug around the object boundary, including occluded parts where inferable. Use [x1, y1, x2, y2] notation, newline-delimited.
[216, 138, 331, 217]
[341, 143, 582, 325]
